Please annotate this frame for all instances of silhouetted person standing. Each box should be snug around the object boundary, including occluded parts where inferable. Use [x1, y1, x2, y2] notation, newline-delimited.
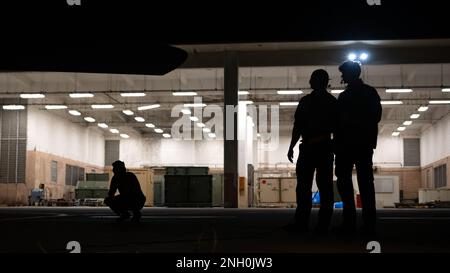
[286, 69, 338, 234]
[105, 160, 146, 222]
[334, 61, 382, 237]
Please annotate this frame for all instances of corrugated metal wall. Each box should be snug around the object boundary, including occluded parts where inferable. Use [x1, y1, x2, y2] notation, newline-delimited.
[403, 138, 421, 167]
[0, 109, 27, 184]
[104, 140, 120, 166]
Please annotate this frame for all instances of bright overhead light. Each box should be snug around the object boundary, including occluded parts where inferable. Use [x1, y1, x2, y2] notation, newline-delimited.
[190, 116, 199, 122]
[429, 100, 450, 104]
[257, 133, 261, 137]
[196, 123, 206, 128]
[381, 101, 403, 105]
[134, 117, 145, 122]
[418, 106, 429, 112]
[238, 91, 249, 95]
[202, 128, 211, 133]
[181, 109, 191, 115]
[162, 133, 171, 138]
[279, 102, 299, 106]
[70, 93, 94, 98]
[98, 123, 108, 128]
[184, 103, 207, 108]
[110, 129, 119, 134]
[45, 105, 68, 110]
[120, 134, 129, 139]
[84, 117, 95, 123]
[386, 89, 413, 93]
[410, 114, 420, 119]
[138, 104, 160, 111]
[145, 123, 155, 128]
[331, 90, 344, 94]
[68, 110, 81, 116]
[20, 93, 45, 99]
[403, 121, 413, 126]
[120, 92, 146, 97]
[348, 53, 357, 61]
[239, 101, 254, 105]
[397, 126, 406, 132]
[172, 91, 198, 96]
[208, 133, 216, 138]
[154, 128, 163, 134]
[122, 110, 134, 116]
[442, 88, 450, 92]
[392, 132, 400, 137]
[359, 53, 369, 61]
[277, 90, 303, 95]
[3, 105, 25, 110]
[91, 104, 114, 109]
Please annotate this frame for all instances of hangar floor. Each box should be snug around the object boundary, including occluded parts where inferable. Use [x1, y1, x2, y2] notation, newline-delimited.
[0, 207, 449, 253]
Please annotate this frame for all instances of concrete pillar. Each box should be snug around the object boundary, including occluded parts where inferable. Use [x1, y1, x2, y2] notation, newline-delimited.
[223, 52, 239, 208]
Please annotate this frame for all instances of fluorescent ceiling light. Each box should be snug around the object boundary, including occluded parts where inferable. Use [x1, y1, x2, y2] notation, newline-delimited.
[392, 132, 400, 137]
[403, 121, 413, 126]
[120, 134, 129, 139]
[208, 133, 216, 138]
[154, 128, 163, 134]
[410, 114, 420, 119]
[196, 123, 206, 128]
[429, 100, 450, 104]
[381, 101, 403, 105]
[277, 90, 303, 95]
[181, 109, 191, 115]
[91, 104, 114, 109]
[418, 106, 429, 112]
[386, 89, 413, 93]
[397, 126, 406, 132]
[190, 116, 199, 122]
[279, 102, 299, 106]
[138, 104, 160, 111]
[202, 128, 211, 133]
[239, 101, 254, 105]
[45, 105, 68, 110]
[162, 133, 171, 138]
[110, 129, 119, 134]
[68, 110, 81, 116]
[70, 93, 94, 98]
[98, 123, 108, 128]
[331, 90, 344, 94]
[122, 110, 134, 116]
[172, 91, 198, 96]
[120, 92, 146, 97]
[3, 105, 25, 110]
[238, 91, 249, 95]
[134, 117, 145, 122]
[145, 123, 155, 128]
[442, 88, 450, 92]
[184, 103, 207, 108]
[20, 94, 45, 99]
[84, 117, 95, 123]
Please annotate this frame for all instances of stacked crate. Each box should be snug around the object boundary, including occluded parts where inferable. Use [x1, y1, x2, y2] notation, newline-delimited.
[164, 167, 213, 207]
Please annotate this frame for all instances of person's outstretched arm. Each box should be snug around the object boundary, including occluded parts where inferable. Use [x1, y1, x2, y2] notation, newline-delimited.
[108, 176, 118, 198]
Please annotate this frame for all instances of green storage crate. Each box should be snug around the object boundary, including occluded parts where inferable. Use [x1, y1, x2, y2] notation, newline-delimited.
[86, 173, 110, 181]
[165, 167, 209, 176]
[164, 175, 212, 207]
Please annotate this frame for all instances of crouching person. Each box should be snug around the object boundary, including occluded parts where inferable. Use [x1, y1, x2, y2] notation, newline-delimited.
[105, 160, 146, 222]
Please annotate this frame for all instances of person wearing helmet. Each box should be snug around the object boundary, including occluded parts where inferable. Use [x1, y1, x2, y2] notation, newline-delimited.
[105, 160, 147, 222]
[334, 61, 382, 238]
[286, 69, 338, 235]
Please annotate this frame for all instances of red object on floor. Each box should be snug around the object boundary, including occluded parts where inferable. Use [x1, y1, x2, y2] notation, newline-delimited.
[356, 194, 362, 208]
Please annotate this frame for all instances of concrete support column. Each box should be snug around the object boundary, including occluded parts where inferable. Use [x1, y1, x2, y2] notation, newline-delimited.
[223, 52, 239, 208]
